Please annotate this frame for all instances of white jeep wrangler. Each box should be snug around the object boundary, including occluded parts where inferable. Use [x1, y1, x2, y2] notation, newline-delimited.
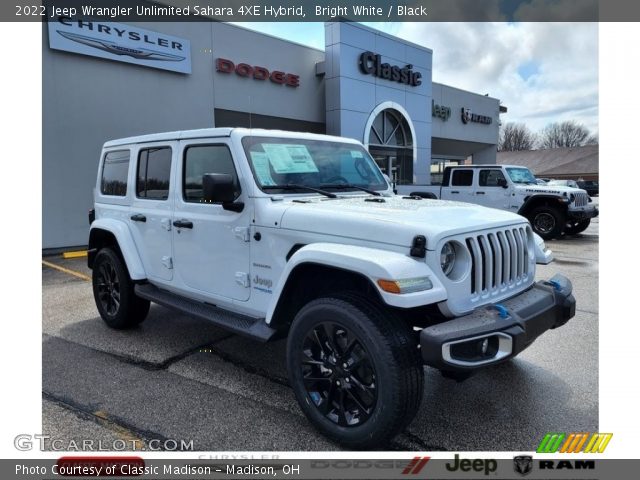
[88, 128, 575, 448]
[400, 165, 599, 240]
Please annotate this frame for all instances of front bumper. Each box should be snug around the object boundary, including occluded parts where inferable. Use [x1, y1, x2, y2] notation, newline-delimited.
[420, 274, 575, 371]
[568, 205, 599, 221]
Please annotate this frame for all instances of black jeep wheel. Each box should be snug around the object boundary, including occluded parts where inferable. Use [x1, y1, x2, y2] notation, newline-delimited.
[286, 294, 423, 449]
[529, 206, 565, 240]
[92, 248, 150, 329]
[564, 219, 591, 236]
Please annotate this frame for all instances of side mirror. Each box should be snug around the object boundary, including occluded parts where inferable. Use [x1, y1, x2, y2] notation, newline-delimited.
[497, 178, 509, 188]
[203, 173, 243, 212]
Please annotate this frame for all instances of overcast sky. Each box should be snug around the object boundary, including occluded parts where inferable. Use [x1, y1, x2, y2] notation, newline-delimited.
[233, 22, 598, 135]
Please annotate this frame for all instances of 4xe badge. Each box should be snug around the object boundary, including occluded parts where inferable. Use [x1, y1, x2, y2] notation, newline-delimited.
[513, 456, 533, 476]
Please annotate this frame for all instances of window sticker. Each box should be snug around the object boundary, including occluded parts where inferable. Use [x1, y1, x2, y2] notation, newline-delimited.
[250, 152, 277, 186]
[350, 150, 364, 158]
[262, 144, 319, 174]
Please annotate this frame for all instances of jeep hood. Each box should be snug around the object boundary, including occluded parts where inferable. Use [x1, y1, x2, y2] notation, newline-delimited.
[517, 185, 587, 196]
[277, 195, 528, 249]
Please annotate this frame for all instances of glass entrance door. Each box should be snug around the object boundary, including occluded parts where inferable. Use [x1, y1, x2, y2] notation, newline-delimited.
[372, 152, 397, 184]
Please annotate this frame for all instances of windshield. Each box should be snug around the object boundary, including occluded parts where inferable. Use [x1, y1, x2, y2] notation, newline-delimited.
[241, 136, 388, 193]
[506, 167, 537, 184]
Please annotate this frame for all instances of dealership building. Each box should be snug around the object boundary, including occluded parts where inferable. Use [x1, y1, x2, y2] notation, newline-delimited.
[44, 20, 505, 249]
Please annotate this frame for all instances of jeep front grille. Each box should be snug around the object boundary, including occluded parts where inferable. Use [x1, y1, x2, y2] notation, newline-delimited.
[466, 226, 531, 295]
[573, 192, 589, 207]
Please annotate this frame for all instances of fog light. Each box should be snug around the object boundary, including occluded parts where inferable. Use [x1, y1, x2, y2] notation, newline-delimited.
[480, 338, 489, 355]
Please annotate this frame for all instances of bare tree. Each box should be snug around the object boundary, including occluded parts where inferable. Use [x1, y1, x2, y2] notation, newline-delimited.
[499, 123, 536, 151]
[538, 121, 596, 148]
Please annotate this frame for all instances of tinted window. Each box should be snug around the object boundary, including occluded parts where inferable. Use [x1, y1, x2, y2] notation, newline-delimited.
[136, 147, 172, 200]
[451, 169, 473, 186]
[101, 150, 130, 196]
[183, 145, 240, 203]
[479, 169, 506, 187]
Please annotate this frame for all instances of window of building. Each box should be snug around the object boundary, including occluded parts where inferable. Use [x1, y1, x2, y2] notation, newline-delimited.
[368, 109, 413, 185]
[183, 145, 240, 203]
[451, 169, 474, 186]
[136, 147, 172, 200]
[479, 169, 506, 187]
[100, 150, 130, 196]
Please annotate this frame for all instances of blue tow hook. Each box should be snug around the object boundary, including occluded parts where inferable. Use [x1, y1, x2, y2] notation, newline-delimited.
[547, 280, 562, 292]
[493, 304, 509, 319]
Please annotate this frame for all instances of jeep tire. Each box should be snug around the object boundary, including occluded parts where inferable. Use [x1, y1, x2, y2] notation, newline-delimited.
[529, 206, 565, 240]
[92, 248, 150, 329]
[564, 219, 590, 236]
[286, 294, 423, 449]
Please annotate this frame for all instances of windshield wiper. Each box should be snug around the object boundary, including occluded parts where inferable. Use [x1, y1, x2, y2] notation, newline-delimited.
[262, 184, 337, 198]
[319, 183, 382, 196]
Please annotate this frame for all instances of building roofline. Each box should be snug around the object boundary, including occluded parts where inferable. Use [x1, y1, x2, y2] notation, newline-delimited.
[328, 20, 433, 53]
[433, 82, 500, 102]
[225, 22, 326, 54]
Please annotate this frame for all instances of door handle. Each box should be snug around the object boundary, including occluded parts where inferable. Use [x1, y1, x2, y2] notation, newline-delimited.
[173, 219, 193, 229]
[130, 214, 146, 222]
[450, 191, 460, 194]
[476, 191, 486, 195]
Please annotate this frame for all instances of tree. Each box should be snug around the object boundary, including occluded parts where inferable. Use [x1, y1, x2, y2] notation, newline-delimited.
[498, 123, 537, 151]
[538, 121, 596, 149]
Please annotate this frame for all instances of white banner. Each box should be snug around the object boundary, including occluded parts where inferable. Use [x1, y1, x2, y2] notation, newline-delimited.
[48, 17, 191, 74]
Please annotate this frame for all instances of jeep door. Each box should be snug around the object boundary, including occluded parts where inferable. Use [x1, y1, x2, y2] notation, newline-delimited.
[440, 168, 476, 203]
[172, 140, 251, 301]
[128, 143, 175, 282]
[474, 168, 511, 210]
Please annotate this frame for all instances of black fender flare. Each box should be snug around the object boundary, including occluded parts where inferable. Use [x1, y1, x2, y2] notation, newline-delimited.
[518, 194, 569, 217]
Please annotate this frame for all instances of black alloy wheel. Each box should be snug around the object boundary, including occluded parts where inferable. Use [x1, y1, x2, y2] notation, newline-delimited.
[92, 248, 150, 329]
[96, 260, 121, 316]
[301, 322, 377, 427]
[287, 294, 424, 449]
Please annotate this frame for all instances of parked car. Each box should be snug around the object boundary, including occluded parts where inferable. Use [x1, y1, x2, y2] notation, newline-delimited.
[400, 166, 598, 239]
[577, 180, 599, 196]
[88, 128, 575, 448]
[548, 179, 580, 189]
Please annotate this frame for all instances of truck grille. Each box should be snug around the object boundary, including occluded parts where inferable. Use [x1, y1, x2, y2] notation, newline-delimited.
[573, 192, 589, 207]
[465, 226, 531, 295]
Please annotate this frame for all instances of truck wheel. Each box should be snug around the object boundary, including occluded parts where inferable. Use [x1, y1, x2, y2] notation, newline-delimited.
[286, 294, 423, 449]
[564, 219, 590, 235]
[92, 248, 150, 329]
[529, 206, 565, 240]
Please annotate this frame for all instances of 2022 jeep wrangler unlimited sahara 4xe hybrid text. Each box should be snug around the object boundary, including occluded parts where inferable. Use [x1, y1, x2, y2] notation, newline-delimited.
[88, 128, 575, 449]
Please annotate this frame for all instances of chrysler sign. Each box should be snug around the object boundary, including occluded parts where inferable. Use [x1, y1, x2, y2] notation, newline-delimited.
[48, 17, 191, 74]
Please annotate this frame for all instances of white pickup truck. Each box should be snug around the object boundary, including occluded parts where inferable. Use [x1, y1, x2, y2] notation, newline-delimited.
[88, 129, 575, 448]
[398, 165, 598, 239]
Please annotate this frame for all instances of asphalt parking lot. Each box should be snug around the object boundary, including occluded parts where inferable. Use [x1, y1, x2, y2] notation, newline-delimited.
[42, 209, 598, 452]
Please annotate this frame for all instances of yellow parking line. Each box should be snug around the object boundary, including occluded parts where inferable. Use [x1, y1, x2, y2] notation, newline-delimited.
[62, 250, 88, 259]
[93, 410, 145, 450]
[42, 259, 91, 282]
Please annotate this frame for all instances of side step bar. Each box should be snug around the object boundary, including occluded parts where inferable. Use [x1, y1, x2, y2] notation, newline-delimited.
[134, 284, 278, 342]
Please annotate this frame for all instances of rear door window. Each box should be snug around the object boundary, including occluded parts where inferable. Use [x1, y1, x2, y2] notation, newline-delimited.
[136, 147, 172, 200]
[451, 169, 474, 186]
[101, 150, 130, 196]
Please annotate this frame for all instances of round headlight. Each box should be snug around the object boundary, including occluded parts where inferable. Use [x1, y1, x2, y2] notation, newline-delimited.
[441, 242, 456, 276]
